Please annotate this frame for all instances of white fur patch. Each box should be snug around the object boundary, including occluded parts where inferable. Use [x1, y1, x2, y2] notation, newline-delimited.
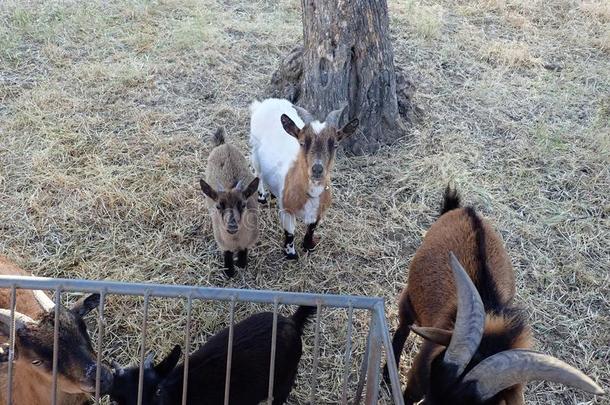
[310, 121, 326, 134]
[298, 184, 325, 224]
[249, 98, 302, 199]
[285, 241, 296, 255]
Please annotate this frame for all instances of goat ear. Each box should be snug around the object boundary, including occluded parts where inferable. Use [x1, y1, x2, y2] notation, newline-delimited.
[281, 114, 300, 138]
[154, 345, 182, 377]
[410, 326, 453, 347]
[199, 179, 218, 201]
[337, 118, 359, 141]
[242, 178, 260, 199]
[71, 294, 100, 317]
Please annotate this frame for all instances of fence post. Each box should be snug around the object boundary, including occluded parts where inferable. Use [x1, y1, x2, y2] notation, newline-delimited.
[364, 303, 383, 404]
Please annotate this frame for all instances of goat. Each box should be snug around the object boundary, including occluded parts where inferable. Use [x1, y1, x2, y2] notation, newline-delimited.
[249, 98, 359, 260]
[107, 346, 182, 405]
[387, 187, 604, 404]
[0, 255, 113, 405]
[109, 305, 316, 405]
[199, 128, 260, 277]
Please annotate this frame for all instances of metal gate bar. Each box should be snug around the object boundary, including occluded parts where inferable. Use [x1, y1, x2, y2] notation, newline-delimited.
[0, 275, 404, 405]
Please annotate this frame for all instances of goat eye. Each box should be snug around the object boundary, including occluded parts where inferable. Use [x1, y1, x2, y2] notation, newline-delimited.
[32, 360, 42, 366]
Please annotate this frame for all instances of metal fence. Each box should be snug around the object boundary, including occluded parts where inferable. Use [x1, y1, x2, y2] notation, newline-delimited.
[0, 275, 404, 405]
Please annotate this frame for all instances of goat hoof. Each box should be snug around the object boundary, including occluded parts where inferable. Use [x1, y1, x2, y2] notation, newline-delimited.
[223, 268, 236, 278]
[284, 252, 299, 261]
[303, 236, 320, 252]
[303, 243, 315, 252]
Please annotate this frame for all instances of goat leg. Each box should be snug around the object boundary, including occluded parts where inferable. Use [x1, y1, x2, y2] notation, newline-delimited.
[236, 249, 248, 269]
[284, 231, 298, 260]
[223, 251, 235, 277]
[302, 222, 319, 251]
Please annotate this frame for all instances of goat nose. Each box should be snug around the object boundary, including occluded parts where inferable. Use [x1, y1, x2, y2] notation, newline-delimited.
[312, 164, 324, 177]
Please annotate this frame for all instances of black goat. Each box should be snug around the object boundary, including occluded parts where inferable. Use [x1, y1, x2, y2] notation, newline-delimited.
[109, 305, 315, 405]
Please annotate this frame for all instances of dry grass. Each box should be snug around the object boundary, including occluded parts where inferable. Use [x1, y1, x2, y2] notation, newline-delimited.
[0, 0, 609, 404]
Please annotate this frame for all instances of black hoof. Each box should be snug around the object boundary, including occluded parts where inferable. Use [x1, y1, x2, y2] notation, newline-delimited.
[302, 242, 316, 252]
[223, 268, 236, 278]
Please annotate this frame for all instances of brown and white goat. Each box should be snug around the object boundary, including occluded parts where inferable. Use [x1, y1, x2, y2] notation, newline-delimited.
[200, 128, 260, 277]
[0, 255, 113, 405]
[387, 188, 604, 404]
[249, 98, 359, 260]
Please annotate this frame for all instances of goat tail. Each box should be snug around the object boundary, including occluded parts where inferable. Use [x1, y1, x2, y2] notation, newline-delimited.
[291, 305, 317, 335]
[440, 184, 461, 216]
[212, 127, 226, 147]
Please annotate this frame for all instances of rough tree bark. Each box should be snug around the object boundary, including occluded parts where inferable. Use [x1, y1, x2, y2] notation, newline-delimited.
[270, 0, 416, 155]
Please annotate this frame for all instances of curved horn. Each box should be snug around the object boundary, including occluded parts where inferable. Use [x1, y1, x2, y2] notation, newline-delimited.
[444, 251, 485, 378]
[32, 290, 55, 312]
[216, 181, 225, 193]
[0, 308, 35, 335]
[234, 180, 243, 192]
[462, 349, 605, 401]
[325, 103, 348, 127]
[411, 326, 453, 347]
[293, 105, 315, 125]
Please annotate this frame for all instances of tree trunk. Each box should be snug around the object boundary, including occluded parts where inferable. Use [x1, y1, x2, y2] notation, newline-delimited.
[271, 0, 413, 155]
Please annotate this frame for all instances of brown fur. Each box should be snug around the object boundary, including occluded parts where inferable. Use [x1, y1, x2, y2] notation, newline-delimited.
[282, 151, 332, 220]
[0, 256, 91, 405]
[395, 207, 532, 405]
[203, 143, 258, 252]
[403, 208, 515, 327]
[280, 118, 357, 221]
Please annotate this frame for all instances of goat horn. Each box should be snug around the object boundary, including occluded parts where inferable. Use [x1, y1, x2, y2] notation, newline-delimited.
[216, 181, 225, 193]
[444, 251, 485, 378]
[462, 349, 605, 401]
[32, 290, 55, 312]
[325, 103, 348, 127]
[234, 180, 243, 191]
[410, 326, 453, 347]
[293, 105, 315, 125]
[0, 308, 35, 335]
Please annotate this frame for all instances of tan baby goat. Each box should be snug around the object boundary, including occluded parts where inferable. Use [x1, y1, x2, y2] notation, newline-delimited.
[199, 129, 259, 277]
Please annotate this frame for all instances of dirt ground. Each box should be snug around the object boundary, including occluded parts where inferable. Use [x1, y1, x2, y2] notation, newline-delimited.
[0, 0, 608, 403]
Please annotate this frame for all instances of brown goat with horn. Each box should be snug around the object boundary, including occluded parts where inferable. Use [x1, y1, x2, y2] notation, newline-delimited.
[387, 187, 604, 404]
[0, 256, 113, 405]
